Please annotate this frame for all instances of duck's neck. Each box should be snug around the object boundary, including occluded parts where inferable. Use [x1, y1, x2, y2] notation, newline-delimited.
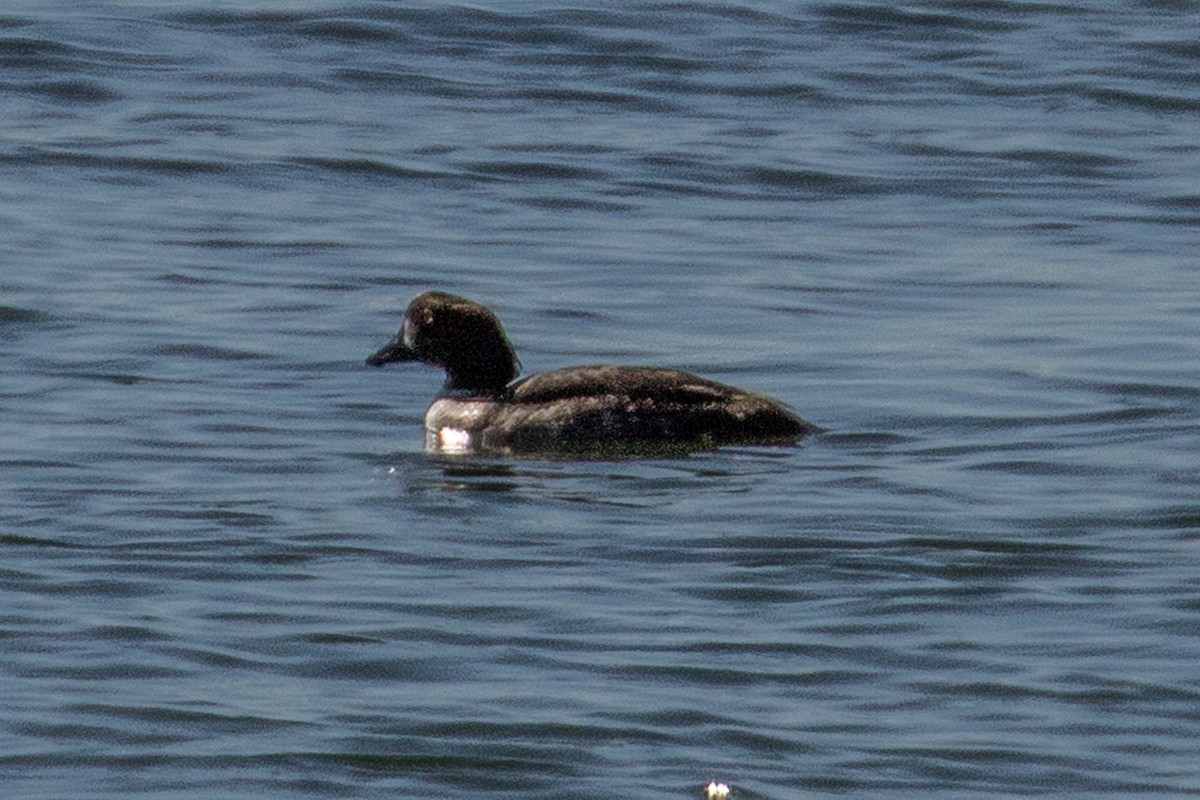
[440, 380, 506, 399]
[440, 354, 518, 398]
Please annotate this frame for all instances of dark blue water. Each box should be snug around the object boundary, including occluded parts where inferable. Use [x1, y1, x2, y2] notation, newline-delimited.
[3, 2, 1200, 798]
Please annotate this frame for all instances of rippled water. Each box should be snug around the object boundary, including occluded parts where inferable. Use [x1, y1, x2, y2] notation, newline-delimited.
[3, 2, 1200, 798]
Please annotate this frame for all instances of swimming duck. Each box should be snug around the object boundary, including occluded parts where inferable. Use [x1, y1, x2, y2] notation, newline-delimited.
[366, 291, 816, 454]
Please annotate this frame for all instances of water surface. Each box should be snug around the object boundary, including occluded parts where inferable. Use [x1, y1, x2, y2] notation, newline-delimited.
[2, 2, 1199, 798]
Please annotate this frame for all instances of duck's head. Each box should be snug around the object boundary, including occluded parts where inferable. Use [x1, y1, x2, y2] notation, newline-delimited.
[366, 291, 520, 396]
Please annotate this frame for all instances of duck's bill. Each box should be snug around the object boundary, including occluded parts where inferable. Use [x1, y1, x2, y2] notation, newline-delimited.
[365, 335, 416, 367]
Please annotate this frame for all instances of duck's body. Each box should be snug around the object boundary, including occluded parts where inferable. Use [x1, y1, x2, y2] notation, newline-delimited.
[367, 292, 816, 455]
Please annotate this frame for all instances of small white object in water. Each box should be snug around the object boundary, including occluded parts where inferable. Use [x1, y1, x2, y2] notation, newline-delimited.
[706, 782, 730, 800]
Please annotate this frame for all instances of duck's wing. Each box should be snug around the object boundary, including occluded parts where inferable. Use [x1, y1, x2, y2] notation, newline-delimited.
[502, 365, 814, 446]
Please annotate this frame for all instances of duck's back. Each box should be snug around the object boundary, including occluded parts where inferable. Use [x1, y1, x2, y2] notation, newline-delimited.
[484, 365, 813, 451]
[511, 365, 740, 404]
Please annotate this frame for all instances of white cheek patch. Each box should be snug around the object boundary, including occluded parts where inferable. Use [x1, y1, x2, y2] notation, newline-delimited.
[402, 317, 417, 348]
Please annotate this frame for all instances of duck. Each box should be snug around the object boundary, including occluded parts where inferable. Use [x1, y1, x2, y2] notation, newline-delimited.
[366, 291, 817, 454]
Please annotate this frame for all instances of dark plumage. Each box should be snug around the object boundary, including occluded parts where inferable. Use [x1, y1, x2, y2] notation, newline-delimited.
[366, 291, 817, 454]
